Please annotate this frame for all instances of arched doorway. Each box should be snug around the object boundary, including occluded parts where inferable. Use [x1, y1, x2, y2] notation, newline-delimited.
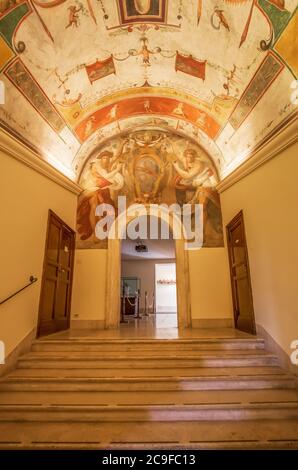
[105, 206, 191, 329]
[121, 215, 177, 328]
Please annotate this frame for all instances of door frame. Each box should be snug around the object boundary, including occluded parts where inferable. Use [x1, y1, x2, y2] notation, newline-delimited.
[37, 210, 75, 337]
[105, 207, 191, 329]
[226, 210, 256, 334]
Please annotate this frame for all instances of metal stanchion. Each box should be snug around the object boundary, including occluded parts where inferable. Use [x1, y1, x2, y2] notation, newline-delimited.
[152, 291, 156, 315]
[144, 291, 149, 316]
[120, 285, 128, 323]
[134, 289, 142, 319]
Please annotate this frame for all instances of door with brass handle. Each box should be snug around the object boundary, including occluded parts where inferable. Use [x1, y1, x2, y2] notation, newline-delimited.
[37, 210, 75, 337]
[226, 211, 256, 334]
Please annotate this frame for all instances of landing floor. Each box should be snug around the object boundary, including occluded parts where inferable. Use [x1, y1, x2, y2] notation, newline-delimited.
[41, 325, 254, 341]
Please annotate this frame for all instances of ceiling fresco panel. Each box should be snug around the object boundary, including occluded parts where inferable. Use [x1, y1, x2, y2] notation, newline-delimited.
[74, 95, 221, 143]
[117, 0, 167, 24]
[5, 58, 65, 133]
[229, 52, 284, 130]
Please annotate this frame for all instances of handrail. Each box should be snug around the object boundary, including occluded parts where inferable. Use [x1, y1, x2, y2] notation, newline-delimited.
[0, 276, 38, 306]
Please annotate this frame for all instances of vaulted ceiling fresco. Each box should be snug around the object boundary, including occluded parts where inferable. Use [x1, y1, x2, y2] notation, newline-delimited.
[0, 0, 297, 181]
[77, 129, 224, 248]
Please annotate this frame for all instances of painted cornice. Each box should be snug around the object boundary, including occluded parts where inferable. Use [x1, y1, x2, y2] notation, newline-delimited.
[0, 127, 82, 195]
[217, 112, 298, 193]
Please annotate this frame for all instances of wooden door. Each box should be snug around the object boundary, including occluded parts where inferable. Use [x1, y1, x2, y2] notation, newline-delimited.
[226, 211, 256, 334]
[38, 210, 75, 337]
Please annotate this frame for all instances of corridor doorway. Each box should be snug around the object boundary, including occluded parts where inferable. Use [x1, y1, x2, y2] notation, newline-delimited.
[106, 207, 191, 329]
[120, 215, 177, 328]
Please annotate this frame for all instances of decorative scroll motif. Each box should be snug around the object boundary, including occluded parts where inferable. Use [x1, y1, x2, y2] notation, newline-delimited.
[258, 0, 291, 43]
[0, 2, 31, 71]
[0, 3, 30, 47]
[238, 0, 292, 49]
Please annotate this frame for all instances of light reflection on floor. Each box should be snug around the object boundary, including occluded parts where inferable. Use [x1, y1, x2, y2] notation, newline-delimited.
[122, 312, 177, 329]
[42, 319, 253, 341]
[155, 313, 178, 328]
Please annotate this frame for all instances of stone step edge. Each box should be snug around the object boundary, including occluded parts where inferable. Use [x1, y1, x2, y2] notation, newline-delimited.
[0, 402, 297, 412]
[21, 353, 276, 361]
[0, 403, 298, 423]
[32, 338, 265, 345]
[2, 374, 292, 383]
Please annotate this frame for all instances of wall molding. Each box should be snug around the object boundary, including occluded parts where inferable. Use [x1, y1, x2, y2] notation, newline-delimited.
[0, 328, 36, 377]
[217, 112, 298, 193]
[192, 318, 233, 328]
[70, 320, 105, 329]
[0, 127, 82, 195]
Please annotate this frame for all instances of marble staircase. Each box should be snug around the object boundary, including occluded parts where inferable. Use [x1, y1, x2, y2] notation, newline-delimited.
[0, 334, 297, 449]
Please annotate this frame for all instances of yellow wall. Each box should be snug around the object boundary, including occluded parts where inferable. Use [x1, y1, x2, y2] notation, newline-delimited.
[72, 248, 233, 324]
[72, 249, 107, 321]
[189, 248, 233, 322]
[0, 150, 77, 357]
[220, 141, 298, 356]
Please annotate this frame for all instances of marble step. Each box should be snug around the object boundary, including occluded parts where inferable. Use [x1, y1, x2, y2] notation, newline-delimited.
[0, 388, 298, 406]
[24, 349, 270, 358]
[17, 354, 278, 369]
[1, 374, 294, 391]
[8, 365, 287, 378]
[0, 402, 298, 422]
[0, 419, 297, 449]
[31, 338, 265, 352]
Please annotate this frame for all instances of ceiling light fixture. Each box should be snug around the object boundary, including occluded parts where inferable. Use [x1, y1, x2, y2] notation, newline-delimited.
[135, 239, 148, 253]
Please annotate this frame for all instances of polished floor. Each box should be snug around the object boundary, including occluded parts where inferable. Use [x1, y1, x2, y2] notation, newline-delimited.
[122, 311, 178, 329]
[155, 312, 178, 328]
[43, 323, 253, 341]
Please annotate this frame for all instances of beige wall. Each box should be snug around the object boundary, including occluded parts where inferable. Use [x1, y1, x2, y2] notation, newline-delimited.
[189, 248, 233, 322]
[71, 249, 233, 325]
[102, 250, 232, 322]
[220, 141, 298, 356]
[0, 150, 77, 357]
[72, 249, 107, 321]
